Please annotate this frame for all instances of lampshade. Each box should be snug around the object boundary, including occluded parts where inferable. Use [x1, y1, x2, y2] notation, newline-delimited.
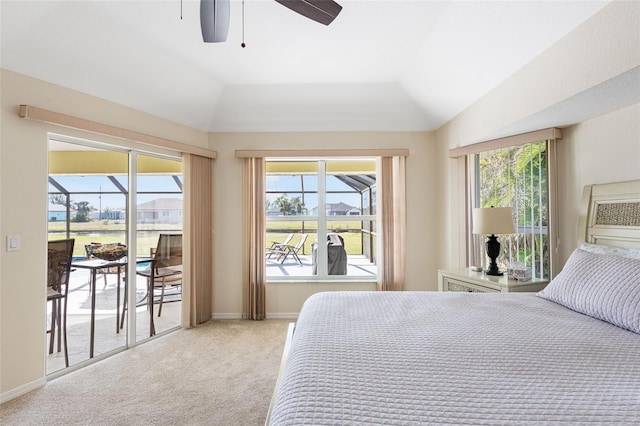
[472, 207, 516, 235]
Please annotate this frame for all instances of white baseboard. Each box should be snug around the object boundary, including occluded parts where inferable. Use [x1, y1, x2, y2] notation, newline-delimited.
[0, 377, 46, 404]
[210, 313, 298, 320]
[266, 313, 299, 319]
[211, 313, 243, 320]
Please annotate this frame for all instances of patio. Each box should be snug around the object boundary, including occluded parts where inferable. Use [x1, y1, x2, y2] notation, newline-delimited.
[46, 266, 181, 374]
[266, 254, 376, 278]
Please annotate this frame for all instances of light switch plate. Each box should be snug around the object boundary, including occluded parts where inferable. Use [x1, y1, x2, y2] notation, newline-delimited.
[6, 235, 20, 252]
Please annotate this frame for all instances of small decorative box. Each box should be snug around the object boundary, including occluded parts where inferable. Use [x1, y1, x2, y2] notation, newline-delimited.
[507, 262, 532, 281]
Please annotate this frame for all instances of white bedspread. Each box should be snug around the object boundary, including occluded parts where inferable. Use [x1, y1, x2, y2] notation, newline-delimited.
[268, 291, 640, 425]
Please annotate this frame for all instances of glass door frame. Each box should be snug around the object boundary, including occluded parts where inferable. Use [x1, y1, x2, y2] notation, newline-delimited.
[47, 134, 182, 374]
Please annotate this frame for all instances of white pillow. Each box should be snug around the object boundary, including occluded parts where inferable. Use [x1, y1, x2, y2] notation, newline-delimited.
[538, 248, 640, 334]
[579, 242, 640, 260]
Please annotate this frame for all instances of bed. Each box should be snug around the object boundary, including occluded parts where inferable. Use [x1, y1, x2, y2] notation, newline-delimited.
[266, 180, 640, 425]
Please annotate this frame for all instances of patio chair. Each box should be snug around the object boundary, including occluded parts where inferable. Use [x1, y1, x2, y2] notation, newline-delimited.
[266, 233, 294, 260]
[273, 234, 308, 265]
[136, 234, 183, 318]
[47, 238, 75, 368]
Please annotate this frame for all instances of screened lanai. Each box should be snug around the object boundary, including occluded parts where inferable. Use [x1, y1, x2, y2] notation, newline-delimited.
[48, 143, 183, 256]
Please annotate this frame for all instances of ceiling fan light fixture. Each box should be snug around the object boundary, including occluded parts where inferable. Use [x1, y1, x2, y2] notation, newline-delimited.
[200, 0, 230, 43]
[275, 0, 343, 26]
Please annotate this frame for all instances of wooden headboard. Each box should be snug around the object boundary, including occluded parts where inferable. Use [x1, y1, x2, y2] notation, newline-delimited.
[578, 179, 640, 249]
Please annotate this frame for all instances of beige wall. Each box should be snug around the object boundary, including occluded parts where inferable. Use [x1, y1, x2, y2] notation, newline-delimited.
[556, 104, 640, 265]
[437, 0, 639, 147]
[0, 69, 209, 399]
[0, 70, 439, 399]
[208, 131, 439, 318]
[437, 106, 640, 271]
[437, 0, 640, 270]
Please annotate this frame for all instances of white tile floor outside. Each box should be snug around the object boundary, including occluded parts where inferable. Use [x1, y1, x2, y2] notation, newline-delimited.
[46, 267, 181, 374]
[266, 254, 376, 277]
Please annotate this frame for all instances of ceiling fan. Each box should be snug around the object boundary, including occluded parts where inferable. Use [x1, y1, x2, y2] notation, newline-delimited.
[200, 0, 343, 43]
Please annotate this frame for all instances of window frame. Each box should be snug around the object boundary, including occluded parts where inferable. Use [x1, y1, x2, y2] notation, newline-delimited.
[265, 158, 378, 282]
[463, 137, 560, 280]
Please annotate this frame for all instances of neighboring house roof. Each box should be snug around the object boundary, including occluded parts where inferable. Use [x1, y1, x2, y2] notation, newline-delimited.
[326, 202, 359, 214]
[137, 198, 182, 210]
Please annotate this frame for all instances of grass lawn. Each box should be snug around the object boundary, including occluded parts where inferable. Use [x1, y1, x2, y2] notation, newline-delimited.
[50, 219, 371, 257]
[48, 220, 181, 257]
[267, 230, 370, 255]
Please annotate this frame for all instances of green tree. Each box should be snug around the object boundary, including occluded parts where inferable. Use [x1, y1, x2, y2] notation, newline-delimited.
[49, 194, 69, 207]
[274, 195, 293, 215]
[72, 201, 93, 222]
[290, 196, 304, 214]
[477, 140, 549, 278]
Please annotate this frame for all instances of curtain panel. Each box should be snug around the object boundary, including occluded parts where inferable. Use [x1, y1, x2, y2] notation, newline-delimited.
[243, 158, 267, 320]
[183, 153, 214, 327]
[378, 156, 407, 291]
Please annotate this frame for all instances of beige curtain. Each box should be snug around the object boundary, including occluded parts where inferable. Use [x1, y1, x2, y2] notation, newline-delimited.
[182, 153, 214, 327]
[378, 156, 407, 291]
[243, 158, 266, 320]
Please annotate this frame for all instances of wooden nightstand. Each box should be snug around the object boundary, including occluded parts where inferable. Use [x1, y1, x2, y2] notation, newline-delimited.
[438, 268, 548, 293]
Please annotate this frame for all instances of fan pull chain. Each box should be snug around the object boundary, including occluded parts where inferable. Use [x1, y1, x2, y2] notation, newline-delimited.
[241, 0, 246, 48]
[180, 0, 183, 20]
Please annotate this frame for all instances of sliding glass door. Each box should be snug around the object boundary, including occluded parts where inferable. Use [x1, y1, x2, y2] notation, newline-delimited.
[133, 153, 183, 343]
[47, 137, 182, 374]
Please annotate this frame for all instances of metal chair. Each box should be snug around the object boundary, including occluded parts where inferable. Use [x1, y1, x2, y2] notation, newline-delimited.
[47, 238, 75, 367]
[137, 234, 183, 318]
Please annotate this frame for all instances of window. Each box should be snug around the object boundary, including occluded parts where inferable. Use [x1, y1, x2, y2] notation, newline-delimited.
[265, 159, 377, 280]
[468, 140, 553, 280]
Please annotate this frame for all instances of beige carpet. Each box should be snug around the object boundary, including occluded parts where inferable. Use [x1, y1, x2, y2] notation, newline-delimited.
[1, 319, 292, 426]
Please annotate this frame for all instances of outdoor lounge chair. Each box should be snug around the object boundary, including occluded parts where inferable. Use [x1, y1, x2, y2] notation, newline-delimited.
[266, 233, 294, 260]
[271, 234, 308, 264]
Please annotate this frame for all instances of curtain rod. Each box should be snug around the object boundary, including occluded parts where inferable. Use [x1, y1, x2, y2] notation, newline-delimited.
[448, 128, 562, 158]
[19, 105, 217, 159]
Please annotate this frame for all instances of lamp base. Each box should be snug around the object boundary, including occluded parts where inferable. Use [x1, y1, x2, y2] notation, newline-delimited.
[485, 234, 503, 276]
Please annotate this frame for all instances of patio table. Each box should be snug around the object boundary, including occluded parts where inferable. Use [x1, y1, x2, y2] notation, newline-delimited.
[70, 257, 155, 358]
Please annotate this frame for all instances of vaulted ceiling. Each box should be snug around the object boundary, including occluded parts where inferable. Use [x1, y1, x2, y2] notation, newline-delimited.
[0, 0, 614, 132]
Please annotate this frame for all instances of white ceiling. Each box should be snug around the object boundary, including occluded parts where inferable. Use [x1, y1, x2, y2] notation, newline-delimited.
[0, 0, 613, 133]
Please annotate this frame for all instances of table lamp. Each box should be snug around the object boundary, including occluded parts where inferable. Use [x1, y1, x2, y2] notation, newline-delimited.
[472, 206, 515, 276]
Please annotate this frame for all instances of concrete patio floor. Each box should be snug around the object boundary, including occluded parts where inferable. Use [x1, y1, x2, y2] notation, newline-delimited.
[46, 268, 181, 374]
[266, 254, 376, 278]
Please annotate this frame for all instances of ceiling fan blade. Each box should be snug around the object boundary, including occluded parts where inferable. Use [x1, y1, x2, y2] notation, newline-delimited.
[275, 0, 342, 25]
[200, 0, 230, 43]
